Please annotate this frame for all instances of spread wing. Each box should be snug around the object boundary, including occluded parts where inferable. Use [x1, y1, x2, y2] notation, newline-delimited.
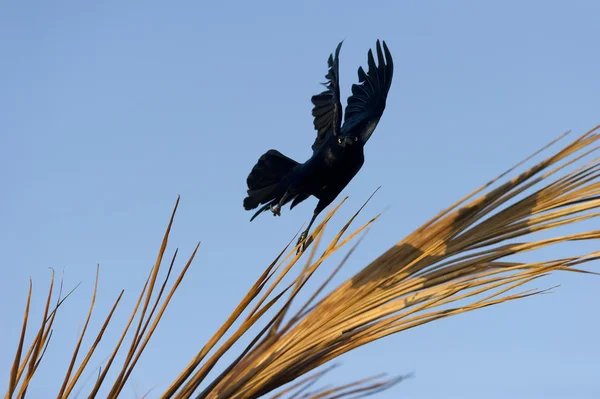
[341, 40, 393, 144]
[310, 41, 343, 152]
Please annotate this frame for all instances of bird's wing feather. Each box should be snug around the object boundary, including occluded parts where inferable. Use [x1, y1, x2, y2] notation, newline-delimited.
[310, 41, 343, 152]
[341, 40, 393, 144]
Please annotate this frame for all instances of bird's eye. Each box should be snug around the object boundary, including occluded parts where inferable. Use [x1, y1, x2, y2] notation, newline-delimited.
[338, 138, 342, 144]
[354, 137, 358, 142]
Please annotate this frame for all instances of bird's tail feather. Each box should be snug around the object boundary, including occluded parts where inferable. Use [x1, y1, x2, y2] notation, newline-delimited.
[246, 149, 298, 191]
[243, 150, 299, 217]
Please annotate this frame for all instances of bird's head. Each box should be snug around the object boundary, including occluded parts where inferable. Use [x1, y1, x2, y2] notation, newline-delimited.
[337, 135, 360, 148]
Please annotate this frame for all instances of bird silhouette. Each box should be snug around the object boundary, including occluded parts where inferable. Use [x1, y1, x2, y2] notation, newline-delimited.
[243, 40, 394, 252]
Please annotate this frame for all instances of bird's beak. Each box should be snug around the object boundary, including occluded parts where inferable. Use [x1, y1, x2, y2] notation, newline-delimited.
[343, 137, 356, 147]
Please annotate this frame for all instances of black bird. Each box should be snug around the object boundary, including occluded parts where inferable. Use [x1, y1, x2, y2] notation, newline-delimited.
[243, 40, 394, 251]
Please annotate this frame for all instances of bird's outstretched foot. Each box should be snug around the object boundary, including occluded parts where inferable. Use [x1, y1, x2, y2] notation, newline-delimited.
[296, 230, 309, 254]
[270, 203, 281, 216]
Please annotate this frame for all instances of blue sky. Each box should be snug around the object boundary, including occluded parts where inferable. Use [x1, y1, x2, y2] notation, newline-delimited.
[1, 1, 599, 398]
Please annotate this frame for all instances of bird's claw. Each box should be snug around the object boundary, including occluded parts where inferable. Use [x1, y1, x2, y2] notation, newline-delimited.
[270, 203, 281, 216]
[296, 231, 309, 254]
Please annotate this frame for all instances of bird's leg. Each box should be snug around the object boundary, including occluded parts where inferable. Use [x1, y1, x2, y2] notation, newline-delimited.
[296, 210, 320, 254]
[270, 191, 291, 217]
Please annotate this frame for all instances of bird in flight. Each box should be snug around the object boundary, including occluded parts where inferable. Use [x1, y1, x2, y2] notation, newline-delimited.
[243, 40, 394, 252]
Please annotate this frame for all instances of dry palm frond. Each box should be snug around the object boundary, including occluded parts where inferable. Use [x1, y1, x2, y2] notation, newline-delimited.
[5, 198, 200, 399]
[5, 125, 600, 399]
[166, 126, 600, 399]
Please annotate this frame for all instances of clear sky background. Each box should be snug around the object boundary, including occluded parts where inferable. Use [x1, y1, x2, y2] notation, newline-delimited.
[1, 1, 599, 398]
